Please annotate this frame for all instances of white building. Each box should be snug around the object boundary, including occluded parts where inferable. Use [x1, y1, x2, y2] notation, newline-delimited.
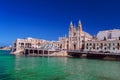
[11, 20, 120, 55]
[11, 37, 47, 54]
[97, 29, 120, 40]
[57, 20, 92, 51]
[84, 29, 120, 53]
[67, 20, 92, 50]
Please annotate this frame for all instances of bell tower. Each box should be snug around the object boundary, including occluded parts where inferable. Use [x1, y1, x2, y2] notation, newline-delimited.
[77, 20, 83, 50]
[69, 21, 73, 50]
[78, 20, 82, 34]
[69, 21, 73, 37]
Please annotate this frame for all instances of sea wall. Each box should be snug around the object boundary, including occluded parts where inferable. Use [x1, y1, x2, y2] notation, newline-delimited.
[68, 52, 120, 60]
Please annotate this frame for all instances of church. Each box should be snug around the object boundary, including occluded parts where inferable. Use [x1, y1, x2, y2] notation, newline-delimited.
[58, 20, 92, 51]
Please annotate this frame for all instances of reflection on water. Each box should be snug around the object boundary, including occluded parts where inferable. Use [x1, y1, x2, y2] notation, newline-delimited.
[0, 51, 120, 80]
[14, 56, 69, 80]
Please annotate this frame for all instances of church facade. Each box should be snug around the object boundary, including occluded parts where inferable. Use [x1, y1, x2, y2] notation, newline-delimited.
[68, 21, 92, 50]
[58, 20, 92, 51]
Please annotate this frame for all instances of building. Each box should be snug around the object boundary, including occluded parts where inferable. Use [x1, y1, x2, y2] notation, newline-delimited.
[84, 29, 120, 53]
[11, 20, 93, 55]
[12, 20, 120, 56]
[57, 20, 92, 51]
[58, 36, 69, 50]
[60, 21, 120, 54]
[97, 29, 120, 40]
[11, 37, 47, 54]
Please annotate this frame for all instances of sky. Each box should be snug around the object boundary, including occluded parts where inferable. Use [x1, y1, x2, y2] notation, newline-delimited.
[0, 0, 120, 46]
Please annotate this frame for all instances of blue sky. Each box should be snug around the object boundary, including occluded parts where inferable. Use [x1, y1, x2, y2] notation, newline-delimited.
[0, 0, 120, 46]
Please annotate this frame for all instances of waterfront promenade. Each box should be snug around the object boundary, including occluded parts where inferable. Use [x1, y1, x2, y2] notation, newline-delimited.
[68, 50, 120, 55]
[23, 48, 68, 57]
[68, 50, 120, 60]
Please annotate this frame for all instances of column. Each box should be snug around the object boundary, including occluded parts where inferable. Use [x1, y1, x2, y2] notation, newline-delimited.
[24, 49, 26, 55]
[48, 50, 49, 56]
[28, 49, 30, 55]
[33, 49, 35, 56]
[43, 50, 44, 56]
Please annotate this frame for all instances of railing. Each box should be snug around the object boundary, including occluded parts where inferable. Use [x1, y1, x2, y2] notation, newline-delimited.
[25, 47, 61, 52]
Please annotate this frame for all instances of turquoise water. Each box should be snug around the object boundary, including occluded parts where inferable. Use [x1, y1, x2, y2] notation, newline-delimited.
[0, 50, 120, 80]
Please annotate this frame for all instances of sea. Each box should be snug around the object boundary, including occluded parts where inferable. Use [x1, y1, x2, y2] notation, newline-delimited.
[0, 50, 120, 80]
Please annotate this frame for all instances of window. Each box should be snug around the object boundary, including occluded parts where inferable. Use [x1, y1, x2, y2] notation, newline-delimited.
[74, 33, 76, 36]
[113, 47, 115, 50]
[67, 41, 69, 43]
[90, 43, 92, 46]
[113, 43, 115, 46]
[86, 43, 88, 46]
[93, 43, 95, 49]
[107, 32, 112, 39]
[117, 43, 119, 50]
[101, 43, 103, 46]
[117, 43, 120, 46]
[100, 43, 103, 49]
[86, 47, 88, 49]
[118, 47, 119, 50]
[109, 43, 111, 46]
[82, 40, 84, 42]
[104, 43, 107, 46]
[97, 47, 99, 50]
[104, 47, 106, 50]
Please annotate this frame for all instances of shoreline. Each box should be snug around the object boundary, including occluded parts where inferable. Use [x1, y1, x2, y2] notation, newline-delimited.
[11, 52, 120, 61]
[0, 49, 11, 50]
